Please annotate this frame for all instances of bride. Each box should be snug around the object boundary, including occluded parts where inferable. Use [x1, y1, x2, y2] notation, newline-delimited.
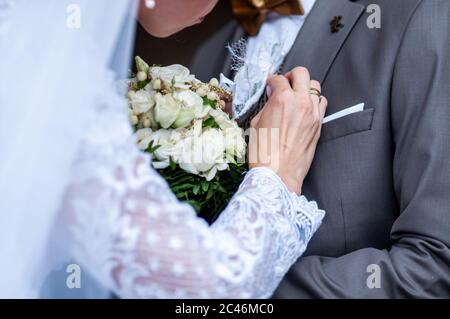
[0, 0, 327, 298]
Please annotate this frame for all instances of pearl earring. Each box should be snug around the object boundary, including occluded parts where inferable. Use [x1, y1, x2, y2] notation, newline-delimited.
[145, 0, 155, 9]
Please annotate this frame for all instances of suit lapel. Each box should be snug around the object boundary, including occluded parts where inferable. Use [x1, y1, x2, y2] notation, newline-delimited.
[283, 0, 365, 83]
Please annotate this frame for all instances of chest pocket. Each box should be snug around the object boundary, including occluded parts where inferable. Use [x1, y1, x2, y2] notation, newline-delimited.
[320, 108, 375, 144]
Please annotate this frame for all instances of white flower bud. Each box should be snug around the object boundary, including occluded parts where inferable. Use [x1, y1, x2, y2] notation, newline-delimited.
[196, 85, 208, 97]
[209, 78, 219, 87]
[137, 71, 148, 82]
[152, 78, 162, 90]
[128, 90, 136, 99]
[135, 56, 150, 73]
[143, 118, 151, 128]
[130, 115, 139, 125]
[218, 100, 226, 108]
[207, 91, 217, 101]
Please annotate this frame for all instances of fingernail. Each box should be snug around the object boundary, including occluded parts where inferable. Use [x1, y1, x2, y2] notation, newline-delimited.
[266, 85, 272, 97]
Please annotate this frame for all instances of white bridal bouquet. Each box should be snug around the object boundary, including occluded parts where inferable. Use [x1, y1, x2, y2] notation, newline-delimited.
[128, 57, 247, 220]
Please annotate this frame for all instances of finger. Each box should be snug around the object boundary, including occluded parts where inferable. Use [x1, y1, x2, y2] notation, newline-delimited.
[285, 67, 311, 92]
[251, 113, 261, 128]
[309, 80, 321, 115]
[266, 85, 273, 98]
[309, 80, 322, 95]
[318, 95, 328, 120]
[314, 96, 328, 144]
[267, 74, 291, 94]
[250, 109, 263, 128]
[311, 97, 327, 143]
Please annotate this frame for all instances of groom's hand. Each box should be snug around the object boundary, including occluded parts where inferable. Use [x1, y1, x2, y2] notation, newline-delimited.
[248, 67, 328, 194]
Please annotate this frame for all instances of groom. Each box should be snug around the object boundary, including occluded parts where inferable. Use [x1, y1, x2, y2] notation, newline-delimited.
[136, 0, 450, 297]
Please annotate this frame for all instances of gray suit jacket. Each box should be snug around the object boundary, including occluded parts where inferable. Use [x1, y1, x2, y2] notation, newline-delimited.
[135, 0, 450, 298]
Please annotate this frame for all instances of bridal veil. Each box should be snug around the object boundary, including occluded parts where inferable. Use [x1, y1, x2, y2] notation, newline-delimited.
[0, 0, 137, 297]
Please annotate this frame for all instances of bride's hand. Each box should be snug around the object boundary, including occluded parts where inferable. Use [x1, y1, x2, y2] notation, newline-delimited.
[248, 67, 328, 194]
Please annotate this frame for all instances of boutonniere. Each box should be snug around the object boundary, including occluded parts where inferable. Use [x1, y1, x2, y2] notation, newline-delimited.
[330, 16, 344, 33]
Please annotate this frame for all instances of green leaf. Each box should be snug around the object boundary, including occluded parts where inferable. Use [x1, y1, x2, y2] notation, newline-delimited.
[149, 145, 161, 154]
[203, 116, 220, 129]
[186, 200, 201, 212]
[217, 184, 226, 193]
[145, 141, 162, 155]
[202, 96, 217, 108]
[193, 184, 200, 195]
[171, 175, 195, 185]
[201, 181, 209, 192]
[153, 160, 248, 223]
[136, 80, 150, 90]
[169, 158, 177, 170]
[172, 183, 196, 192]
[206, 187, 215, 200]
[145, 140, 154, 152]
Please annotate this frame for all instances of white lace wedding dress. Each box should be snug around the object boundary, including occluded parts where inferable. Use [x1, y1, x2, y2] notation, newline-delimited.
[61, 85, 325, 299]
[0, 0, 324, 299]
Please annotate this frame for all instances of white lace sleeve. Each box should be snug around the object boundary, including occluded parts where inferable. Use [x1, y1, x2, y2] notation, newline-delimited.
[64, 94, 325, 299]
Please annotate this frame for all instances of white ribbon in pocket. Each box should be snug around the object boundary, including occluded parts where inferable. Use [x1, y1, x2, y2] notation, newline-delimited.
[323, 103, 365, 124]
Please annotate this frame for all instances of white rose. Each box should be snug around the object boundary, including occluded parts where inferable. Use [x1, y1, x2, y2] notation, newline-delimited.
[173, 90, 203, 110]
[172, 90, 207, 128]
[148, 129, 175, 169]
[200, 129, 227, 170]
[144, 82, 157, 94]
[203, 162, 229, 181]
[135, 128, 176, 169]
[224, 126, 246, 159]
[208, 108, 246, 162]
[209, 108, 235, 130]
[172, 129, 199, 175]
[174, 127, 227, 181]
[154, 93, 180, 128]
[135, 128, 153, 150]
[130, 90, 155, 114]
[149, 64, 195, 90]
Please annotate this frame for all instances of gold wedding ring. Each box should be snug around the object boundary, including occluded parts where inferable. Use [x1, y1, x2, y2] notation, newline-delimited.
[309, 88, 323, 103]
[309, 88, 321, 98]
